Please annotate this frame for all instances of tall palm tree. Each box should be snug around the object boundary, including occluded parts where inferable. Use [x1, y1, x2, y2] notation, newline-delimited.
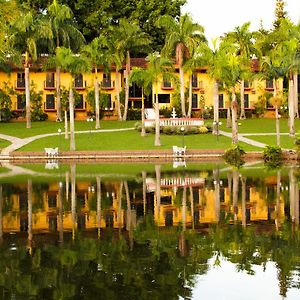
[158, 14, 205, 117]
[131, 52, 174, 146]
[222, 53, 248, 144]
[56, 47, 90, 150]
[12, 9, 52, 128]
[196, 39, 234, 135]
[47, 0, 85, 122]
[224, 22, 256, 119]
[81, 37, 109, 129]
[110, 19, 150, 121]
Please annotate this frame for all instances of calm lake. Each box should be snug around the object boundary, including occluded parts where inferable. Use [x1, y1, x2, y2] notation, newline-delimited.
[0, 161, 299, 299]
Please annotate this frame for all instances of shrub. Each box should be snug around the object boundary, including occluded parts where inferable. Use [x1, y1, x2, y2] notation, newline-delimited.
[199, 126, 208, 134]
[205, 122, 212, 132]
[263, 146, 283, 168]
[134, 122, 142, 131]
[223, 144, 245, 167]
[145, 126, 155, 133]
[127, 109, 141, 120]
[162, 126, 176, 135]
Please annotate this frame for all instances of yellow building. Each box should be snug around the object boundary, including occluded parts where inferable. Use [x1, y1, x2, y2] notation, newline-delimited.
[0, 57, 283, 121]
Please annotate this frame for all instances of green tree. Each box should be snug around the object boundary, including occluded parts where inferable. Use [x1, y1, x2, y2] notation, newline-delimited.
[47, 0, 85, 121]
[11, 8, 52, 128]
[109, 19, 150, 121]
[55, 47, 90, 150]
[224, 22, 256, 119]
[158, 13, 205, 117]
[131, 52, 174, 146]
[196, 39, 234, 134]
[81, 37, 109, 129]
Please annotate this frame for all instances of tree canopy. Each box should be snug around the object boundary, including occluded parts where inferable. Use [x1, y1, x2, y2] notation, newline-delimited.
[17, 0, 186, 50]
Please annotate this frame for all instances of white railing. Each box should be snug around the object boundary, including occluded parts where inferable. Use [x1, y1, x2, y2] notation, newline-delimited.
[145, 118, 204, 127]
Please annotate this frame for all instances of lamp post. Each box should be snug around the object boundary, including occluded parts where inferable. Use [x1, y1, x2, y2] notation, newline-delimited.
[180, 126, 185, 148]
[213, 121, 222, 141]
[58, 128, 62, 153]
[87, 117, 93, 135]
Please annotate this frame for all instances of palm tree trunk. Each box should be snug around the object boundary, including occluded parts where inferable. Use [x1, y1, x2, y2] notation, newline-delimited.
[189, 187, 194, 230]
[94, 67, 100, 129]
[56, 66, 62, 121]
[141, 89, 145, 137]
[226, 106, 231, 128]
[213, 168, 220, 223]
[71, 164, 76, 240]
[69, 87, 76, 150]
[154, 85, 161, 146]
[288, 75, 295, 136]
[64, 110, 69, 139]
[155, 165, 161, 226]
[96, 176, 101, 238]
[231, 90, 238, 144]
[179, 66, 186, 117]
[275, 170, 281, 231]
[25, 66, 31, 129]
[115, 69, 122, 121]
[240, 80, 246, 119]
[275, 105, 280, 147]
[27, 179, 33, 251]
[213, 81, 219, 134]
[58, 181, 63, 244]
[241, 176, 246, 228]
[142, 171, 147, 215]
[187, 74, 192, 117]
[293, 71, 299, 118]
[232, 169, 239, 224]
[122, 50, 130, 121]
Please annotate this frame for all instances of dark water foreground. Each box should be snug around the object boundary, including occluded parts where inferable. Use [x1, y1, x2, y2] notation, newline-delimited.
[0, 161, 299, 299]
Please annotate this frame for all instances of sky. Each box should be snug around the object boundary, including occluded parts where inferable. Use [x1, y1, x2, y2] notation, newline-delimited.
[182, 0, 300, 41]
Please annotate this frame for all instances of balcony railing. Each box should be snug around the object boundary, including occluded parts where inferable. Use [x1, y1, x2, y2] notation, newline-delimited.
[15, 79, 25, 89]
[44, 80, 56, 90]
[101, 80, 115, 89]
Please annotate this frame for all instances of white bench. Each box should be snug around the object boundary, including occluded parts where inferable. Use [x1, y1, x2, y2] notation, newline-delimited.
[172, 145, 186, 156]
[45, 147, 58, 157]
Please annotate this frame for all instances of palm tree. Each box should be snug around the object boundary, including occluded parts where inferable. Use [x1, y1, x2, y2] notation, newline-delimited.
[81, 37, 109, 129]
[222, 52, 248, 144]
[224, 22, 256, 119]
[47, 0, 85, 122]
[110, 19, 150, 121]
[56, 47, 90, 150]
[12, 9, 52, 128]
[196, 39, 234, 135]
[158, 14, 205, 117]
[131, 52, 174, 146]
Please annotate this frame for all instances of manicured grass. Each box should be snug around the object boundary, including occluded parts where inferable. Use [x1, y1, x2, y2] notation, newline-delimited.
[19, 129, 260, 152]
[0, 139, 11, 149]
[0, 120, 136, 138]
[219, 118, 300, 134]
[246, 134, 298, 149]
[1, 118, 299, 152]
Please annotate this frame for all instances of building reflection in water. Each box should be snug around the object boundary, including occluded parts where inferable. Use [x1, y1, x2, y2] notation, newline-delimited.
[0, 164, 296, 236]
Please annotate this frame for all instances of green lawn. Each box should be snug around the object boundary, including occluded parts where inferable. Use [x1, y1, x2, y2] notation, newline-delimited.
[1, 118, 299, 152]
[0, 120, 136, 138]
[0, 139, 11, 149]
[246, 134, 298, 149]
[19, 129, 260, 152]
[219, 117, 300, 134]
